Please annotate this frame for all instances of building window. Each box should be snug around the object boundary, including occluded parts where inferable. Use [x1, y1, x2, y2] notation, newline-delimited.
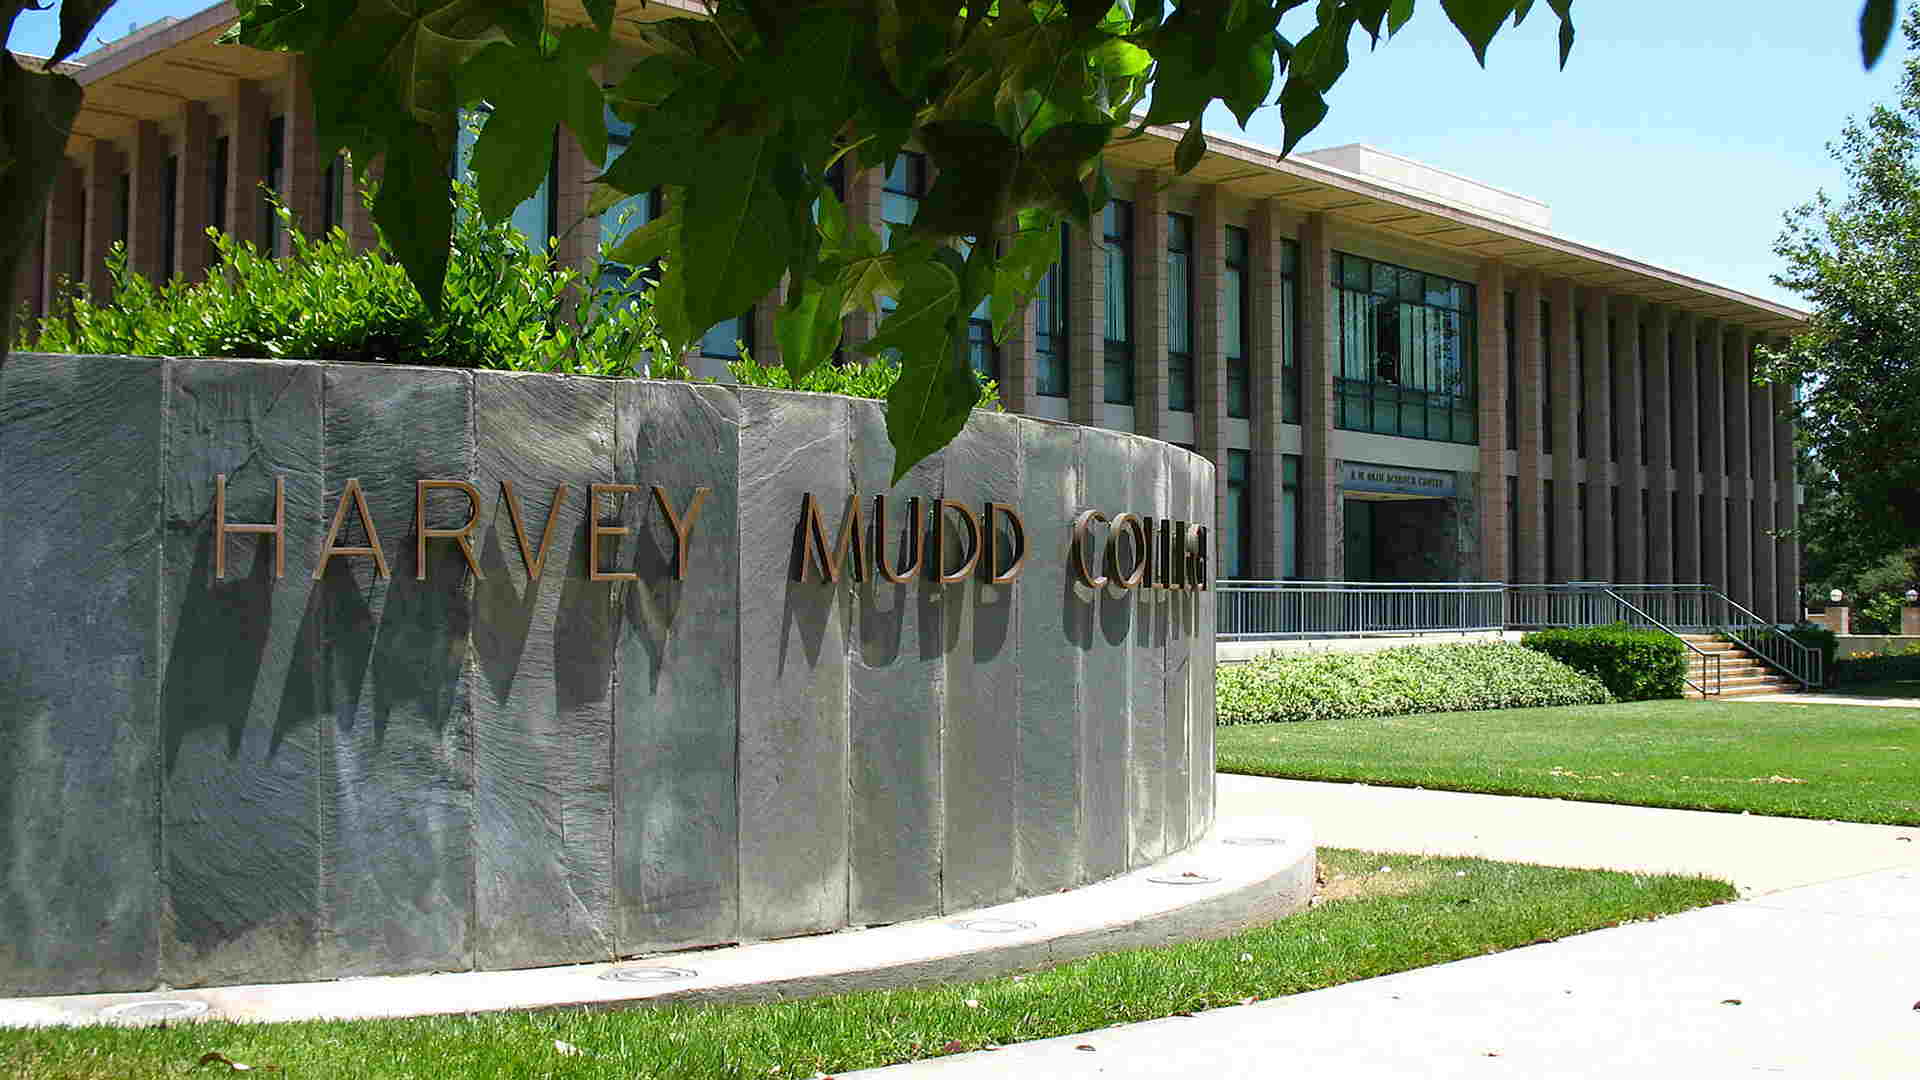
[1167, 212, 1194, 413]
[321, 153, 346, 235]
[600, 108, 662, 292]
[1282, 454, 1300, 579]
[1506, 475, 1519, 583]
[1225, 225, 1250, 419]
[1334, 252, 1477, 444]
[701, 314, 753, 360]
[1577, 482, 1590, 579]
[161, 154, 178, 278]
[1573, 307, 1587, 459]
[1608, 316, 1620, 464]
[1544, 478, 1557, 581]
[880, 151, 926, 251]
[208, 134, 229, 267]
[1225, 449, 1250, 579]
[1505, 290, 1518, 450]
[1540, 298, 1553, 454]
[1035, 224, 1069, 397]
[1638, 322, 1650, 466]
[1279, 236, 1300, 423]
[263, 115, 285, 255]
[1103, 199, 1133, 405]
[114, 172, 130, 248]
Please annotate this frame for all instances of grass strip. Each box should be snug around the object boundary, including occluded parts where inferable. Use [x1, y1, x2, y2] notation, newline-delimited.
[0, 850, 1731, 1079]
[1219, 699, 1920, 826]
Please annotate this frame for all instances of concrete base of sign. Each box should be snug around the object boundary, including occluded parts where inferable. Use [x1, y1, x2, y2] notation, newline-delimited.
[0, 814, 1311, 1027]
[0, 354, 1216, 997]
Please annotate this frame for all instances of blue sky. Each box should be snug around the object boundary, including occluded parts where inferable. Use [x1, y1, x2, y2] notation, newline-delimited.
[12, 1, 1898, 309]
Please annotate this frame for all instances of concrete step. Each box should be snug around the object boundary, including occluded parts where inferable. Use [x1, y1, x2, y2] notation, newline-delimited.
[1690, 682, 1799, 699]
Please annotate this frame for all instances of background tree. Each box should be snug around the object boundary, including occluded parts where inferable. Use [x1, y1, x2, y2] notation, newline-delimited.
[1764, 5, 1920, 560]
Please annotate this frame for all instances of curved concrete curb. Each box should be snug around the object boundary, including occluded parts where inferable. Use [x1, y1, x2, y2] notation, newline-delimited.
[0, 815, 1313, 1028]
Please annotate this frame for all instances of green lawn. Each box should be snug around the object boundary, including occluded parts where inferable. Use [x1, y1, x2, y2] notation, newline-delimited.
[0, 850, 1730, 1080]
[1219, 699, 1920, 826]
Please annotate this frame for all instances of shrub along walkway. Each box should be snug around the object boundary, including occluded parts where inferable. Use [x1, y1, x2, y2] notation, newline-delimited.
[842, 778, 1920, 1079]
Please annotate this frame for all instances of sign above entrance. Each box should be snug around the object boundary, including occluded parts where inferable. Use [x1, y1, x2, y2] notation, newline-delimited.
[1339, 461, 1457, 498]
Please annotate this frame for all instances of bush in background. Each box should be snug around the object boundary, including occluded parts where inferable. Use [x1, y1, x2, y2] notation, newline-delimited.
[1520, 625, 1689, 702]
[20, 182, 666, 377]
[722, 349, 1002, 410]
[1787, 623, 1840, 682]
[1216, 642, 1612, 726]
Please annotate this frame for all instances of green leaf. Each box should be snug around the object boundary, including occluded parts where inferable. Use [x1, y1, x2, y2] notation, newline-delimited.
[1276, 75, 1330, 156]
[1440, 0, 1511, 65]
[51, 0, 117, 64]
[372, 130, 456, 310]
[867, 259, 974, 484]
[582, 0, 614, 34]
[1388, 0, 1416, 35]
[1861, 0, 1898, 68]
[607, 210, 680, 267]
[775, 275, 850, 379]
[1175, 121, 1208, 173]
[674, 133, 797, 352]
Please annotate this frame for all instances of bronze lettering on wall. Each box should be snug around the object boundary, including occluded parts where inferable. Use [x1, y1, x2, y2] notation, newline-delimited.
[417, 479, 486, 581]
[499, 479, 569, 580]
[215, 472, 285, 580]
[207, 474, 1207, 592]
[313, 477, 390, 580]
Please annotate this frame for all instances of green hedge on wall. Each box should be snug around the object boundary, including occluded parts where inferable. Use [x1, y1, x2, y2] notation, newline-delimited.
[1216, 642, 1613, 726]
[1520, 624, 1689, 702]
[1835, 641, 1920, 687]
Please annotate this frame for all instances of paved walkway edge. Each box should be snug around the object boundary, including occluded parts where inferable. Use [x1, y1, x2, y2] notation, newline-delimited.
[0, 816, 1314, 1028]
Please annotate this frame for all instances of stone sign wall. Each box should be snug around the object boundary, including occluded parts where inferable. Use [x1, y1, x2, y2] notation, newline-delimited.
[0, 354, 1216, 997]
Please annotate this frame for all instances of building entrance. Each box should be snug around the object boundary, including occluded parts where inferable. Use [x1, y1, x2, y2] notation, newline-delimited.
[1343, 496, 1458, 581]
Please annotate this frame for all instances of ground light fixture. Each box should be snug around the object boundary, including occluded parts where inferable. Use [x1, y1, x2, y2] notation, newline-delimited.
[1906, 589, 1918, 603]
[1831, 589, 1845, 604]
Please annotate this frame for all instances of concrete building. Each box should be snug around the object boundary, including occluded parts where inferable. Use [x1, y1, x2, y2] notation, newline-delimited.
[15, 0, 1807, 619]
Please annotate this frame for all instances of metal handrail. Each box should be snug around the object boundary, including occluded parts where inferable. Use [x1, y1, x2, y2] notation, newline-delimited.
[1712, 592, 1822, 690]
[1216, 580, 1506, 640]
[1599, 587, 1722, 697]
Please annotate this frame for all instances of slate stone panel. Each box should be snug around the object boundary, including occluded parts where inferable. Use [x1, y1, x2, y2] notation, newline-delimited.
[0, 354, 163, 996]
[471, 372, 616, 969]
[1128, 439, 1169, 865]
[613, 380, 742, 950]
[940, 412, 1023, 911]
[158, 359, 324, 987]
[736, 390, 850, 940]
[1162, 446, 1193, 853]
[317, 365, 475, 978]
[1014, 421, 1084, 895]
[1191, 452, 1218, 839]
[1078, 428, 1132, 884]
[848, 400, 945, 925]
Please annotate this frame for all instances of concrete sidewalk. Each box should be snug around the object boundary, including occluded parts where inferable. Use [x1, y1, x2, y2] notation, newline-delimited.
[842, 778, 1920, 1079]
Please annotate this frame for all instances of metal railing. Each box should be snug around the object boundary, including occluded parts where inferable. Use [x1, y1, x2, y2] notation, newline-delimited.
[1219, 580, 1822, 692]
[1217, 580, 1506, 640]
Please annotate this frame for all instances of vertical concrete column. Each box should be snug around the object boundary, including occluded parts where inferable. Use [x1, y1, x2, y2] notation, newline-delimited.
[1513, 273, 1546, 583]
[1581, 293, 1613, 582]
[1133, 170, 1169, 438]
[552, 129, 594, 270]
[1671, 314, 1702, 583]
[1548, 279, 1579, 581]
[84, 139, 119, 298]
[175, 102, 213, 280]
[1613, 298, 1645, 584]
[41, 159, 83, 306]
[128, 120, 166, 280]
[1750, 363, 1776, 622]
[1068, 207, 1105, 426]
[282, 57, 322, 235]
[751, 283, 784, 370]
[1773, 372, 1798, 620]
[1643, 306, 1673, 583]
[1195, 189, 1230, 561]
[227, 79, 268, 252]
[1722, 327, 1751, 610]
[1476, 261, 1508, 583]
[1247, 197, 1288, 576]
[1298, 213, 1339, 580]
[1698, 320, 1727, 594]
[1000, 295, 1039, 417]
